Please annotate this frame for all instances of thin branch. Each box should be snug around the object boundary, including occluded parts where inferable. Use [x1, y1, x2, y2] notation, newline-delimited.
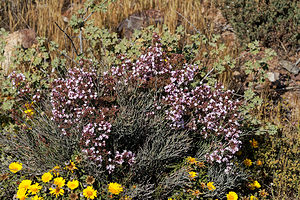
[200, 68, 214, 83]
[79, 29, 83, 54]
[175, 10, 201, 35]
[54, 22, 79, 56]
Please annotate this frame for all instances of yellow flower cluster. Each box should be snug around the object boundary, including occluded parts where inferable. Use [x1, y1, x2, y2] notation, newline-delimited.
[186, 156, 205, 167]
[17, 179, 43, 200]
[249, 180, 261, 190]
[11, 160, 82, 199]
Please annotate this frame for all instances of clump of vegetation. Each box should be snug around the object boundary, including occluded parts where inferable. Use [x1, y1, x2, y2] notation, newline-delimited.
[219, 0, 300, 53]
[0, 0, 299, 199]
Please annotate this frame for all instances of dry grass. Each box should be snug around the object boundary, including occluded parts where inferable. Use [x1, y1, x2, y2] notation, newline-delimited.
[1, 0, 233, 52]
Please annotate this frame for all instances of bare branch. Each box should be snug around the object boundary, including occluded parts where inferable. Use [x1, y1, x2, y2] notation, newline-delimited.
[54, 22, 79, 56]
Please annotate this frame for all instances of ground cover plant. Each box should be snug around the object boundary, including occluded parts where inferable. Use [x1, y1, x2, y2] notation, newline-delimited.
[0, 0, 299, 199]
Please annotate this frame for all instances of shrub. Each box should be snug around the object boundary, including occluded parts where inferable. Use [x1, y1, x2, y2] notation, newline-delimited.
[219, 0, 300, 53]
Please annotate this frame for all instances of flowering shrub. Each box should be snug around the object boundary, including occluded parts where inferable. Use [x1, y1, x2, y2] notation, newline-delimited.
[50, 67, 134, 173]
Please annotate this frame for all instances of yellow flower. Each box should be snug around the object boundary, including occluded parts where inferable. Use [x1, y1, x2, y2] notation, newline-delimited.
[49, 187, 64, 197]
[244, 158, 252, 167]
[249, 139, 258, 148]
[227, 191, 238, 200]
[16, 188, 28, 200]
[31, 195, 43, 200]
[249, 182, 256, 190]
[259, 189, 269, 197]
[121, 195, 132, 200]
[83, 186, 97, 199]
[250, 195, 258, 200]
[256, 160, 263, 166]
[108, 182, 123, 195]
[188, 171, 197, 179]
[19, 179, 32, 190]
[24, 102, 34, 117]
[253, 181, 261, 189]
[49, 166, 60, 176]
[41, 172, 53, 183]
[197, 161, 205, 168]
[9, 162, 23, 173]
[65, 160, 78, 173]
[187, 156, 197, 164]
[53, 177, 65, 187]
[28, 183, 42, 195]
[67, 179, 79, 190]
[207, 182, 216, 191]
[192, 190, 201, 196]
[24, 109, 34, 116]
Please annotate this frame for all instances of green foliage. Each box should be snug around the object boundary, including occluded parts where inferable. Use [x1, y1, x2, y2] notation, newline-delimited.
[220, 0, 300, 52]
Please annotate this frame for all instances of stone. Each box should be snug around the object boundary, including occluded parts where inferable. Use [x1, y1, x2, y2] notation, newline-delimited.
[279, 60, 300, 75]
[266, 72, 280, 82]
[117, 9, 164, 38]
[0, 29, 37, 76]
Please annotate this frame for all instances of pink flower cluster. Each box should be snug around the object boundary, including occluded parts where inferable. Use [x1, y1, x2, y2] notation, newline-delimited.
[8, 71, 41, 102]
[50, 67, 134, 173]
[105, 33, 242, 164]
[8, 72, 31, 98]
[162, 70, 242, 163]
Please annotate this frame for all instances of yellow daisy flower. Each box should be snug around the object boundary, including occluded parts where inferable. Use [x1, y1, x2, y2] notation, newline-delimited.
[49, 187, 64, 198]
[53, 177, 65, 187]
[9, 162, 22, 173]
[250, 195, 258, 200]
[207, 182, 216, 191]
[67, 179, 79, 190]
[108, 182, 123, 195]
[227, 191, 238, 200]
[41, 172, 53, 183]
[16, 188, 28, 200]
[19, 179, 32, 190]
[31, 195, 43, 200]
[83, 186, 97, 199]
[249, 139, 258, 148]
[65, 160, 78, 173]
[28, 183, 42, 195]
[188, 171, 197, 179]
[186, 156, 197, 164]
[243, 158, 252, 167]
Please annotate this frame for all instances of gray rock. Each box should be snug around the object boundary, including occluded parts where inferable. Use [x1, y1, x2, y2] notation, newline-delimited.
[279, 60, 300, 75]
[266, 72, 280, 82]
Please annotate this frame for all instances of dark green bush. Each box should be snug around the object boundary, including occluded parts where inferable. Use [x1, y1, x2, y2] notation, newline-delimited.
[219, 0, 300, 53]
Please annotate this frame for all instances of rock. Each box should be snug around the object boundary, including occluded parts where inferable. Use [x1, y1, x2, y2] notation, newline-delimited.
[117, 9, 164, 38]
[266, 72, 280, 82]
[0, 29, 37, 76]
[279, 60, 300, 75]
[61, 2, 84, 23]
